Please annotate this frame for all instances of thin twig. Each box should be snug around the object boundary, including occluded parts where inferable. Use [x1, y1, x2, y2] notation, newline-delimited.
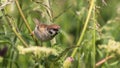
[14, 0, 32, 33]
[53, 6, 72, 22]
[95, 55, 114, 67]
[14, 0, 38, 45]
[71, 0, 95, 57]
[2, 10, 28, 47]
[53, 45, 80, 61]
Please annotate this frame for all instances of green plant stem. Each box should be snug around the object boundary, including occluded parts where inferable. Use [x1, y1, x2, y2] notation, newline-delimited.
[43, 0, 53, 21]
[7, 17, 28, 47]
[15, 0, 32, 33]
[54, 46, 79, 61]
[92, 3, 96, 68]
[15, 0, 38, 45]
[53, 6, 72, 22]
[43, 0, 57, 45]
[2, 9, 28, 47]
[12, 27, 28, 47]
[71, 0, 95, 57]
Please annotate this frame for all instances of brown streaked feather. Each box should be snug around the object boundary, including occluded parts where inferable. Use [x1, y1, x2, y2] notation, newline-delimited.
[47, 24, 60, 29]
[33, 18, 60, 41]
[33, 18, 60, 29]
[38, 23, 48, 28]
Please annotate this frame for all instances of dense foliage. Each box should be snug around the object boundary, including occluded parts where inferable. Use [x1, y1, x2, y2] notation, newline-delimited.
[0, 0, 120, 68]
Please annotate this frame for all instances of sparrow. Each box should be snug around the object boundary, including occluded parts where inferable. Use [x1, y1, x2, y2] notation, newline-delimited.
[32, 18, 60, 42]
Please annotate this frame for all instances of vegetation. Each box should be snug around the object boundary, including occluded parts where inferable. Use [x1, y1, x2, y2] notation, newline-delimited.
[0, 0, 120, 68]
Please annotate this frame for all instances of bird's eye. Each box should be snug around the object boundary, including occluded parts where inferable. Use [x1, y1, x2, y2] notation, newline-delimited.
[48, 29, 57, 36]
[48, 30, 53, 34]
[47, 28, 59, 37]
[53, 29, 58, 31]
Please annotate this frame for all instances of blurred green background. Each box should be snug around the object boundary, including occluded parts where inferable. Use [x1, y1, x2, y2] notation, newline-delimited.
[0, 0, 120, 68]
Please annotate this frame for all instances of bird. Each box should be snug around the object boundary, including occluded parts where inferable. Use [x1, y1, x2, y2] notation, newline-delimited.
[32, 18, 60, 42]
